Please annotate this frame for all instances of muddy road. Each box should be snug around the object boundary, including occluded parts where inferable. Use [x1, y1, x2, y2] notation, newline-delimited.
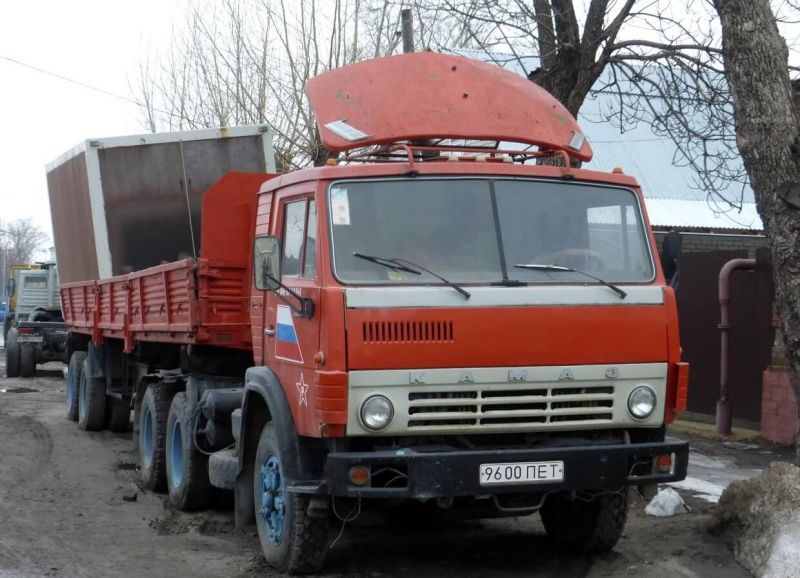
[0, 367, 749, 578]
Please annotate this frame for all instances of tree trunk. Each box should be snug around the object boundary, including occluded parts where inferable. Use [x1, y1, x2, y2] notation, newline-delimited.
[714, 0, 800, 458]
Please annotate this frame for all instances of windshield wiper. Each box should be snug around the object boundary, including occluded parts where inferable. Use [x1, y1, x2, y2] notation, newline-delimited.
[353, 252, 421, 275]
[513, 263, 627, 299]
[353, 252, 471, 300]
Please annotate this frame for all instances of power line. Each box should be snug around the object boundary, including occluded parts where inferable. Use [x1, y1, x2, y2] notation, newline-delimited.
[0, 55, 145, 107]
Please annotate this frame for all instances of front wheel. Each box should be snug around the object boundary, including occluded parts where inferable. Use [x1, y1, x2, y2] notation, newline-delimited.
[254, 423, 331, 575]
[540, 489, 629, 553]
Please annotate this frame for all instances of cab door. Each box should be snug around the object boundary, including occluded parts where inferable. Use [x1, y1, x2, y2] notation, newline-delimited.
[263, 190, 321, 430]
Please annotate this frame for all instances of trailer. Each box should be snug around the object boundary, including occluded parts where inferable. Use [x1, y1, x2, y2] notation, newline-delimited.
[54, 53, 690, 575]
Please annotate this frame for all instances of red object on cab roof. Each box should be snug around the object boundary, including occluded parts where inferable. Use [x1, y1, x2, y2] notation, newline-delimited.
[305, 51, 593, 162]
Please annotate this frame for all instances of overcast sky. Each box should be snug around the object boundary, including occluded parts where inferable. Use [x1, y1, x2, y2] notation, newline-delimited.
[0, 0, 186, 246]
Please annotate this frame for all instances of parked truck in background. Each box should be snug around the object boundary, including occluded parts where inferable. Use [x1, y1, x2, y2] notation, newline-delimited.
[4, 263, 69, 377]
[50, 53, 690, 574]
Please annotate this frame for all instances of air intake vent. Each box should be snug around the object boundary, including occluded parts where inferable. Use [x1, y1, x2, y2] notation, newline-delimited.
[362, 320, 454, 344]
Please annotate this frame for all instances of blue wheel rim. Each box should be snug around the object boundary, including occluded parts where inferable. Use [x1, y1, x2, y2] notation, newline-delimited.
[67, 369, 76, 411]
[141, 405, 154, 470]
[79, 374, 87, 418]
[169, 417, 183, 489]
[259, 453, 285, 544]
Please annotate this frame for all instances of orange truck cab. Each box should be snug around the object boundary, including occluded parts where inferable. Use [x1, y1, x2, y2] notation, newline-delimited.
[244, 52, 689, 571]
[56, 52, 689, 575]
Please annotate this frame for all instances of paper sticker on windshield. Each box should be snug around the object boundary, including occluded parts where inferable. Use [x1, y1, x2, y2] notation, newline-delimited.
[331, 187, 351, 225]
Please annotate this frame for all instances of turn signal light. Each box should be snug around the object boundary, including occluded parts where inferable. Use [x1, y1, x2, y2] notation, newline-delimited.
[348, 465, 371, 486]
[655, 453, 673, 473]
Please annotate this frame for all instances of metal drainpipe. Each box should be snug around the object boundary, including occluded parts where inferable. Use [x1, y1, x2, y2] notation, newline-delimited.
[716, 258, 757, 435]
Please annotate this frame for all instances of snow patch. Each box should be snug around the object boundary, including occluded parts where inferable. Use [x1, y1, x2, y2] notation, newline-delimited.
[763, 518, 800, 578]
[668, 476, 725, 503]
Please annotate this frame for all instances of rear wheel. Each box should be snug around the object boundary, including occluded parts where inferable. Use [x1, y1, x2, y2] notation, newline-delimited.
[254, 423, 331, 574]
[166, 392, 211, 510]
[65, 351, 87, 421]
[540, 490, 629, 553]
[5, 328, 20, 378]
[139, 383, 180, 492]
[78, 358, 106, 431]
[19, 343, 36, 377]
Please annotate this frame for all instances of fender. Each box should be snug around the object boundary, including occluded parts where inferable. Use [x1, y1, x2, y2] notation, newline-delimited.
[234, 366, 327, 527]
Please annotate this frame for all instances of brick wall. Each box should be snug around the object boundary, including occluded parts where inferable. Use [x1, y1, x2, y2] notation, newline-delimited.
[761, 369, 798, 445]
[654, 231, 767, 256]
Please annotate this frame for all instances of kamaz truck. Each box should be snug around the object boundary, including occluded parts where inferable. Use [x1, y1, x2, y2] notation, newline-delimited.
[4, 263, 68, 377]
[49, 53, 690, 574]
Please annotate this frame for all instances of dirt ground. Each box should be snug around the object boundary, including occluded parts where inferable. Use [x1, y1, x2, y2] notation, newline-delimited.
[0, 365, 752, 578]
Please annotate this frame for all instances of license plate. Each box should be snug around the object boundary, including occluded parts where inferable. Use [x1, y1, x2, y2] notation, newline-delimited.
[17, 335, 43, 343]
[479, 461, 565, 485]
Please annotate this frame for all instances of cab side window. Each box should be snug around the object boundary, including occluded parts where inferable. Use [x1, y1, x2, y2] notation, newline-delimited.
[282, 201, 306, 277]
[303, 201, 317, 277]
[282, 198, 317, 279]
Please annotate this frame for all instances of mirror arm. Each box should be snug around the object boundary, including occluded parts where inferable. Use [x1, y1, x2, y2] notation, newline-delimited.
[264, 272, 315, 319]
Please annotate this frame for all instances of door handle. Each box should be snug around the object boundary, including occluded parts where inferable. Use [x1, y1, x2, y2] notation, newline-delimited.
[264, 327, 276, 336]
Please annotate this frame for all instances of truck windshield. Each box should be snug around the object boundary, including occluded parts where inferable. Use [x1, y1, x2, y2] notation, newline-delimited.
[329, 178, 654, 285]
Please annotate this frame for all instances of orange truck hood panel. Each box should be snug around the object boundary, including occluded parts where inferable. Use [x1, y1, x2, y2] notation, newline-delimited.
[346, 305, 668, 370]
[305, 52, 593, 161]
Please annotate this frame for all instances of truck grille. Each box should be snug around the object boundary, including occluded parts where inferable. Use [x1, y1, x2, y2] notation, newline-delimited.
[407, 385, 614, 429]
[362, 320, 454, 344]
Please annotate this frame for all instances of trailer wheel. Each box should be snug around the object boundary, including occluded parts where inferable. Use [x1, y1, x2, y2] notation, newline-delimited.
[5, 328, 20, 378]
[254, 422, 331, 574]
[65, 351, 87, 421]
[166, 392, 211, 510]
[78, 358, 106, 431]
[19, 343, 36, 378]
[106, 397, 131, 432]
[139, 383, 180, 492]
[540, 489, 629, 553]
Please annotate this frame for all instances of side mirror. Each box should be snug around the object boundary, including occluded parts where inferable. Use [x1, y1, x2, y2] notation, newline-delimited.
[254, 236, 281, 291]
[660, 231, 682, 287]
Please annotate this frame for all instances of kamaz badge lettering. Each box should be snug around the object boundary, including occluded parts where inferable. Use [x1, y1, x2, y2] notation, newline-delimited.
[458, 371, 475, 383]
[409, 371, 426, 384]
[559, 368, 575, 381]
[275, 305, 304, 363]
[508, 369, 528, 382]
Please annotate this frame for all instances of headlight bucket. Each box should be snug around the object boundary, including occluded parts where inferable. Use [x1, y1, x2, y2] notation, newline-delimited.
[360, 395, 394, 430]
[627, 385, 657, 420]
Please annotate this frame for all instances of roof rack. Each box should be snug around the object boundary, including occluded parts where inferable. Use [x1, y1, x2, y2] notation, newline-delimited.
[342, 143, 571, 168]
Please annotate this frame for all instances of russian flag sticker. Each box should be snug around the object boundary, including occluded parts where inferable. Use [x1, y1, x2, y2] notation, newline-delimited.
[275, 305, 304, 363]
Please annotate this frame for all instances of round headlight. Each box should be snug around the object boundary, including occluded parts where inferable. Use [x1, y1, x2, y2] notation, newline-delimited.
[360, 395, 394, 431]
[628, 385, 657, 420]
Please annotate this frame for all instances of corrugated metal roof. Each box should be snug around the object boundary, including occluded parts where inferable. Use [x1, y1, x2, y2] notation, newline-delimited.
[644, 198, 762, 231]
[452, 49, 759, 230]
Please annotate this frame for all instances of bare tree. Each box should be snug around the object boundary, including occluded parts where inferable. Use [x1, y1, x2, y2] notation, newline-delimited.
[136, 0, 493, 170]
[0, 218, 49, 288]
[713, 0, 800, 455]
[411, 1, 745, 204]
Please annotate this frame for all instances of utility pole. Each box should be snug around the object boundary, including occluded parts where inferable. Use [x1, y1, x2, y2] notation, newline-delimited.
[401, 8, 415, 53]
